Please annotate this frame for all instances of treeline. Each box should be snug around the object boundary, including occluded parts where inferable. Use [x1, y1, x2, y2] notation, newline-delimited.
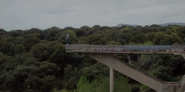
[0, 24, 185, 92]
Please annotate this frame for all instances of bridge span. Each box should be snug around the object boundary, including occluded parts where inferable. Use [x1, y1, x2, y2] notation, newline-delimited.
[65, 44, 185, 92]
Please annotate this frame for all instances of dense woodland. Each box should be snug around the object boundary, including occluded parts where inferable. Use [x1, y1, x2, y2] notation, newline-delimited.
[0, 24, 185, 92]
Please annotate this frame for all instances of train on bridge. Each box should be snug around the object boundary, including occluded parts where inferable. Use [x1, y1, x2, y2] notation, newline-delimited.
[94, 45, 185, 53]
[65, 45, 185, 54]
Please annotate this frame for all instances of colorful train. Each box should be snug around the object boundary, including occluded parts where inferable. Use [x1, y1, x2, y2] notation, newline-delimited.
[94, 45, 185, 53]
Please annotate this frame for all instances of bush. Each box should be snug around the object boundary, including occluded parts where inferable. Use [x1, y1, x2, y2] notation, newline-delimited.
[77, 75, 131, 92]
[141, 85, 149, 91]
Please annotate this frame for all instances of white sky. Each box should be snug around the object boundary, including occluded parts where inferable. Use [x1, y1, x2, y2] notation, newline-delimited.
[0, 0, 185, 31]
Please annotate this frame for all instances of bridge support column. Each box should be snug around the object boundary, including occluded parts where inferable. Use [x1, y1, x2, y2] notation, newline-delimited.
[181, 54, 185, 59]
[177, 75, 185, 92]
[110, 68, 114, 92]
[87, 53, 164, 92]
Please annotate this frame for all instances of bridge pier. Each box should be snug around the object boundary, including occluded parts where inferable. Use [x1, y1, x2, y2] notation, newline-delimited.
[87, 53, 164, 92]
[181, 54, 185, 59]
[110, 68, 114, 92]
[177, 76, 185, 92]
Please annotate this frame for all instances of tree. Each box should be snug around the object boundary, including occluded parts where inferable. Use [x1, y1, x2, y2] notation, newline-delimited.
[85, 32, 111, 45]
[137, 55, 153, 70]
[2, 65, 39, 92]
[80, 62, 109, 81]
[74, 29, 85, 37]
[153, 32, 165, 45]
[14, 44, 26, 54]
[30, 43, 50, 61]
[146, 32, 156, 42]
[130, 33, 146, 44]
[23, 34, 40, 51]
[107, 41, 121, 45]
[36, 61, 60, 76]
[77, 75, 131, 92]
[24, 28, 44, 39]
[0, 36, 15, 55]
[63, 65, 79, 90]
[44, 27, 62, 41]
[24, 75, 42, 92]
[152, 66, 173, 81]
[115, 32, 130, 45]
[8, 30, 23, 37]
[49, 43, 66, 65]
[92, 25, 101, 31]
[41, 75, 57, 92]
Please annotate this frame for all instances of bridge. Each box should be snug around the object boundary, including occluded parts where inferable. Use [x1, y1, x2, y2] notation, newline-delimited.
[65, 44, 185, 92]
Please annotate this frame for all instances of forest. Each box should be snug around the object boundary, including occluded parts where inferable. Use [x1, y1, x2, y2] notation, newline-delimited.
[0, 24, 185, 92]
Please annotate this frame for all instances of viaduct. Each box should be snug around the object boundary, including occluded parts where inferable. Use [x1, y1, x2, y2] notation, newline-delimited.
[65, 44, 185, 92]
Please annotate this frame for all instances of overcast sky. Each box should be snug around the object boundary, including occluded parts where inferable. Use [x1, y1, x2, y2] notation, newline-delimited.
[1, 0, 185, 31]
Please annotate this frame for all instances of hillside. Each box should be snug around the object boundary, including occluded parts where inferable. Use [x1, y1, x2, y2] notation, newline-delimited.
[160, 22, 185, 26]
[117, 22, 185, 27]
[0, 25, 185, 92]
